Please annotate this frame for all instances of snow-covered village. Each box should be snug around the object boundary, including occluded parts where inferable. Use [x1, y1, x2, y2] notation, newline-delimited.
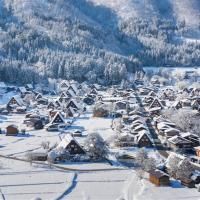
[0, 0, 200, 199]
[0, 67, 200, 200]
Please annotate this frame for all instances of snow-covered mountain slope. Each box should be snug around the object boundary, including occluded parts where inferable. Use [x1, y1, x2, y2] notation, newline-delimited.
[0, 0, 199, 84]
[89, 0, 200, 28]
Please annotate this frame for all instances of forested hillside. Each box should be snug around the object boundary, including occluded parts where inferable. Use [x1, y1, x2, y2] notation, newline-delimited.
[0, 0, 199, 85]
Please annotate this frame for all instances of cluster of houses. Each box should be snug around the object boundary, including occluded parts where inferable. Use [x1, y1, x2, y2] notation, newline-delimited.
[0, 80, 87, 135]
[140, 85, 200, 116]
[153, 116, 200, 152]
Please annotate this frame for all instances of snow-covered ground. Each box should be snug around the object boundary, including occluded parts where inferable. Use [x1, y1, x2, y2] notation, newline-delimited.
[0, 91, 200, 200]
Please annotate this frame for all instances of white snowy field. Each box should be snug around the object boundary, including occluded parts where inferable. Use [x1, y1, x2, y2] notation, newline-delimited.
[0, 113, 61, 157]
[0, 156, 199, 200]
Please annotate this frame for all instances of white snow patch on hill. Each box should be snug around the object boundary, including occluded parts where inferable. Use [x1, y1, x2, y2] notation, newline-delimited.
[88, 0, 200, 28]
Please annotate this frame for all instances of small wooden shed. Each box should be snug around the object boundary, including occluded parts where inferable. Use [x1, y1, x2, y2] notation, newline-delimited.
[6, 125, 19, 136]
[149, 169, 170, 186]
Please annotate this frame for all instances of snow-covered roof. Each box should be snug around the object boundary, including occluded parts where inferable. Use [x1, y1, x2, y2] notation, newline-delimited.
[67, 99, 79, 109]
[157, 122, 176, 130]
[148, 107, 162, 112]
[180, 132, 199, 139]
[135, 130, 151, 142]
[18, 87, 27, 93]
[26, 84, 33, 89]
[172, 101, 181, 107]
[168, 136, 192, 144]
[50, 112, 65, 124]
[9, 95, 24, 106]
[67, 89, 76, 97]
[164, 128, 180, 134]
[57, 134, 82, 150]
[60, 80, 69, 88]
[132, 119, 144, 125]
[134, 124, 148, 131]
[7, 124, 18, 129]
[67, 106, 76, 115]
[67, 84, 78, 94]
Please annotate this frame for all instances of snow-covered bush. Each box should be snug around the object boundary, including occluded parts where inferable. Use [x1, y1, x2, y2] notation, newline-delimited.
[47, 147, 70, 163]
[84, 132, 108, 160]
[175, 80, 189, 90]
[176, 158, 193, 179]
[166, 154, 180, 177]
[107, 134, 135, 148]
[40, 141, 50, 150]
[47, 150, 57, 164]
[93, 103, 109, 117]
[135, 148, 156, 172]
[162, 108, 200, 136]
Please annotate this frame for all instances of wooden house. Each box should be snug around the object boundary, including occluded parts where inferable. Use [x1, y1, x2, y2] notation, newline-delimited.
[90, 88, 98, 95]
[191, 100, 199, 110]
[6, 125, 19, 136]
[66, 99, 79, 110]
[172, 101, 182, 110]
[149, 98, 163, 109]
[60, 80, 69, 91]
[135, 131, 152, 148]
[149, 169, 170, 186]
[57, 135, 85, 155]
[7, 96, 24, 110]
[180, 132, 200, 147]
[50, 112, 65, 124]
[37, 98, 48, 105]
[47, 101, 57, 110]
[168, 136, 193, 151]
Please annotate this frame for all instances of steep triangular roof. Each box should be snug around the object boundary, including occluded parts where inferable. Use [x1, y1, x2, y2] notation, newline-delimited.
[18, 87, 27, 93]
[50, 112, 65, 124]
[67, 85, 78, 95]
[66, 99, 79, 109]
[60, 80, 70, 89]
[149, 98, 163, 109]
[8, 95, 24, 106]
